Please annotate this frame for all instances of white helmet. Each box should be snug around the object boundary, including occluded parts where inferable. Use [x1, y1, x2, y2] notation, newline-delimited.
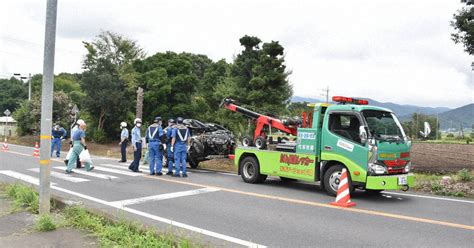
[120, 122, 127, 128]
[76, 119, 86, 126]
[134, 118, 142, 124]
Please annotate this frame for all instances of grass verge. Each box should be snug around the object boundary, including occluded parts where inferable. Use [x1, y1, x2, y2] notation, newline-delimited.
[36, 214, 57, 232]
[413, 169, 474, 198]
[1, 183, 196, 247]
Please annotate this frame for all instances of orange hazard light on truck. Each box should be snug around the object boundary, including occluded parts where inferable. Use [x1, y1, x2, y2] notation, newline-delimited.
[332, 96, 368, 105]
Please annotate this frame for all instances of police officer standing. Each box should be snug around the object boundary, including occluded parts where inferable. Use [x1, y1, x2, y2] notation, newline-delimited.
[65, 120, 94, 173]
[51, 123, 67, 157]
[118, 122, 129, 163]
[128, 118, 142, 172]
[145, 117, 164, 175]
[164, 119, 176, 175]
[171, 117, 190, 177]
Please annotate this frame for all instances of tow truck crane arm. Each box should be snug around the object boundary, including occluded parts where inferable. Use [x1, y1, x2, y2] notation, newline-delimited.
[220, 98, 298, 149]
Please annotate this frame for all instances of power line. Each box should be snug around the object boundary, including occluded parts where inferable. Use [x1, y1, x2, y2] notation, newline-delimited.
[0, 35, 84, 55]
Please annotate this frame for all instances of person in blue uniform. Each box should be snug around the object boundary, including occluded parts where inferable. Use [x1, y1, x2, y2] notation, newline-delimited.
[128, 118, 143, 172]
[65, 120, 94, 173]
[171, 117, 190, 177]
[51, 123, 67, 157]
[145, 117, 164, 175]
[118, 121, 129, 163]
[164, 118, 176, 175]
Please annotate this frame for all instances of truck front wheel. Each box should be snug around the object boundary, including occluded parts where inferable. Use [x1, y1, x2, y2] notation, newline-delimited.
[240, 156, 267, 183]
[323, 164, 354, 196]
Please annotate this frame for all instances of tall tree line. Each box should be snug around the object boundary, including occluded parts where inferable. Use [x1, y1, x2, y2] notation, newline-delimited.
[10, 31, 293, 142]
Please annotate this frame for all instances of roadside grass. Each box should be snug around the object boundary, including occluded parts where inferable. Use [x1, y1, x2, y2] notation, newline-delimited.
[1, 183, 197, 247]
[36, 214, 57, 232]
[413, 169, 474, 198]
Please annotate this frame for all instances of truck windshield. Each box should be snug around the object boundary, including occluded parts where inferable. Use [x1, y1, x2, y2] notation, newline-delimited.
[362, 110, 407, 142]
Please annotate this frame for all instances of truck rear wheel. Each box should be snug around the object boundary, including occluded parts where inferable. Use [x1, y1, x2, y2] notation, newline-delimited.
[242, 135, 253, 147]
[240, 156, 267, 183]
[255, 136, 267, 150]
[323, 164, 354, 196]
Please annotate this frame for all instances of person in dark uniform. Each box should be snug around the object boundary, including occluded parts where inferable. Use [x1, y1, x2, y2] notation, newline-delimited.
[128, 118, 142, 172]
[51, 123, 67, 157]
[171, 117, 191, 177]
[118, 121, 129, 162]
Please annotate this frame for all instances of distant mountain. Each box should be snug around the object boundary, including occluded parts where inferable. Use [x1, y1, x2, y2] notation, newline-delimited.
[291, 96, 450, 115]
[438, 104, 474, 130]
[291, 96, 472, 130]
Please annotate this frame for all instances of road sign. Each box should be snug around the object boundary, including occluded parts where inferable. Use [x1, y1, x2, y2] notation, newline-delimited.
[3, 109, 10, 117]
[72, 104, 79, 114]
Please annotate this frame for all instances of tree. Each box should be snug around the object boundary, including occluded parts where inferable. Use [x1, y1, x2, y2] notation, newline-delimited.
[0, 77, 28, 113]
[14, 91, 74, 135]
[451, 7, 474, 55]
[81, 31, 145, 140]
[227, 35, 292, 114]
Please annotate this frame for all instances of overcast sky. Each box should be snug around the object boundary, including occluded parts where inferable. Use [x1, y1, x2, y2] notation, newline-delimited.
[1, 0, 473, 108]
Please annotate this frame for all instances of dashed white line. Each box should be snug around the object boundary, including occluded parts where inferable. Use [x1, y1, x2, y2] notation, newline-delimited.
[0, 170, 59, 186]
[29, 168, 89, 183]
[92, 166, 142, 177]
[52, 167, 119, 180]
[383, 191, 474, 204]
[110, 187, 220, 207]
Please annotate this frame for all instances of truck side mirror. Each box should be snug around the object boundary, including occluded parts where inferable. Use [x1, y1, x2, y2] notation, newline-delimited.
[359, 126, 368, 144]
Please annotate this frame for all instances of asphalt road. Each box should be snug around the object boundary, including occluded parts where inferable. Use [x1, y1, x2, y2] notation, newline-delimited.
[1, 144, 473, 247]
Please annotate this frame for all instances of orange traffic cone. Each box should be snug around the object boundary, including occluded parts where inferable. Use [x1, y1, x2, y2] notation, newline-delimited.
[33, 142, 40, 157]
[330, 168, 356, 207]
[1, 138, 8, 151]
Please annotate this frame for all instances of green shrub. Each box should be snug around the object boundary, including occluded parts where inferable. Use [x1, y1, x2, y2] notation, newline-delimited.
[90, 128, 107, 143]
[6, 183, 39, 213]
[457, 169, 472, 182]
[446, 133, 454, 138]
[36, 214, 57, 232]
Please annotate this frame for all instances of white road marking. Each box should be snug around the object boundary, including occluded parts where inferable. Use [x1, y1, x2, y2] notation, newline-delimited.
[0, 171, 266, 247]
[110, 187, 220, 207]
[383, 192, 474, 204]
[0, 170, 56, 186]
[29, 168, 89, 183]
[52, 167, 119, 180]
[92, 166, 142, 177]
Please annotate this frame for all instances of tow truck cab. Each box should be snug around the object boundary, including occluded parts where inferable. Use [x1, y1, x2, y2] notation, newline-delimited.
[235, 97, 414, 196]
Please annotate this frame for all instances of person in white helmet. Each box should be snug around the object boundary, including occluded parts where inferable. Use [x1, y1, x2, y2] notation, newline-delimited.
[118, 121, 129, 163]
[65, 119, 94, 173]
[128, 118, 143, 172]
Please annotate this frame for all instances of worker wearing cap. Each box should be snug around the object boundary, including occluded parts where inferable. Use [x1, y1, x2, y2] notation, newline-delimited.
[118, 121, 129, 163]
[65, 120, 94, 173]
[171, 117, 191, 177]
[164, 118, 176, 175]
[128, 118, 143, 172]
[51, 123, 67, 158]
[145, 117, 164, 175]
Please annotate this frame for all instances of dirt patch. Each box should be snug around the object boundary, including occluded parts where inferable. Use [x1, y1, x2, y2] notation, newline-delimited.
[411, 143, 474, 173]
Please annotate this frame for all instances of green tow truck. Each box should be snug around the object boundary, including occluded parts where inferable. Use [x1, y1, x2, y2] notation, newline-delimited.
[222, 96, 414, 196]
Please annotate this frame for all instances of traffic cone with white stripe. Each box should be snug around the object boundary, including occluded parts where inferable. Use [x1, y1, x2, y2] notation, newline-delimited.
[33, 142, 40, 157]
[330, 168, 356, 207]
[1, 138, 8, 151]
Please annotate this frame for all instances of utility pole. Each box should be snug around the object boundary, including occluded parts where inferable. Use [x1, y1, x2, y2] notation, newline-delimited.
[436, 113, 439, 140]
[136, 87, 144, 119]
[28, 73, 32, 101]
[320, 86, 330, 103]
[38, 0, 57, 215]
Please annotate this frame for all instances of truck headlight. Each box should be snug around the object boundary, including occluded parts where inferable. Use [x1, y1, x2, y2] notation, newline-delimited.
[368, 163, 387, 175]
[404, 161, 411, 173]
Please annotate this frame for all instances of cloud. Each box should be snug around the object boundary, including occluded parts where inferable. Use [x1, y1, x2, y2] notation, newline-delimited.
[1, 0, 472, 108]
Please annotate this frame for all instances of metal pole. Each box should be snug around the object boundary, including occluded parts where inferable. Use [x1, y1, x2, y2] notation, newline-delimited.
[39, 0, 57, 215]
[28, 73, 32, 101]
